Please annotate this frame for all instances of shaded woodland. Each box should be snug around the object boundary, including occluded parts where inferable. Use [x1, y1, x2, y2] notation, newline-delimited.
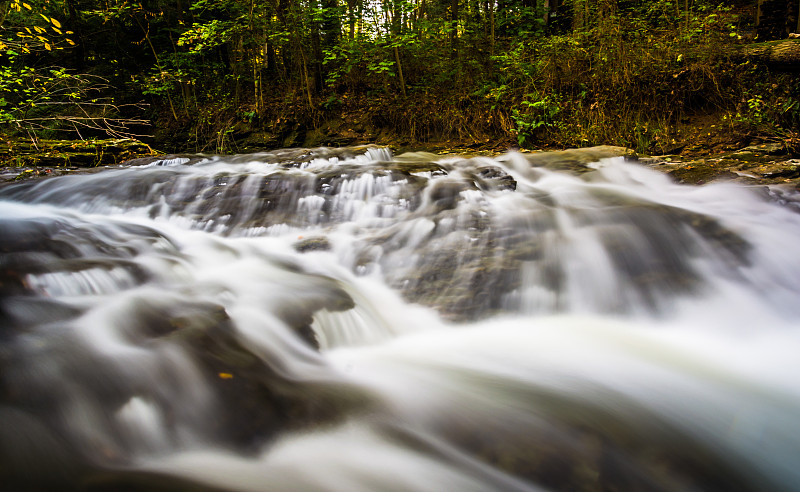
[1, 0, 799, 154]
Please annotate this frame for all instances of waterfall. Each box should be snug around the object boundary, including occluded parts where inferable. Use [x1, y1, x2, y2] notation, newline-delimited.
[2, 146, 800, 491]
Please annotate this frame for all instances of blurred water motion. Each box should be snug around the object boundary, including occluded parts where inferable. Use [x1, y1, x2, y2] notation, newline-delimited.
[2, 147, 800, 491]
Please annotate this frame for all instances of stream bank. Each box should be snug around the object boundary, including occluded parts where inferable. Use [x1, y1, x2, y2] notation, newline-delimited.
[2, 117, 799, 191]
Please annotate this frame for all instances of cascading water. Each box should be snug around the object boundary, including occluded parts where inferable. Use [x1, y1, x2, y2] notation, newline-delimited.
[2, 146, 800, 491]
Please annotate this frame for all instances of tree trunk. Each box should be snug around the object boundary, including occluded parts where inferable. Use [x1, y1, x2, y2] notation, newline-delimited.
[65, 0, 85, 70]
[794, 0, 800, 33]
[450, 0, 459, 59]
[735, 38, 800, 65]
[309, 0, 325, 93]
[490, 1, 495, 52]
[573, 0, 585, 31]
[266, 41, 277, 74]
[347, 0, 357, 38]
[0, 0, 11, 28]
[757, 0, 761, 27]
[392, 0, 402, 34]
[393, 45, 407, 96]
[300, 49, 316, 109]
[685, 0, 689, 31]
[322, 0, 341, 48]
[757, 0, 791, 40]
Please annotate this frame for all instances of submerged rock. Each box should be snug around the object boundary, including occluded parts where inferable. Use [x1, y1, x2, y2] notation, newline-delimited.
[524, 146, 634, 173]
[293, 236, 332, 253]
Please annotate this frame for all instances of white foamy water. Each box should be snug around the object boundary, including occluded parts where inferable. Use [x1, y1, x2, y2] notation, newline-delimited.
[2, 147, 800, 491]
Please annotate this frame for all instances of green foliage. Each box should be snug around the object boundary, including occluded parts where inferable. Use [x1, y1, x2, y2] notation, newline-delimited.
[323, 39, 369, 88]
[512, 94, 561, 147]
[178, 20, 239, 53]
[0, 57, 144, 140]
[0, 0, 793, 154]
[728, 71, 800, 135]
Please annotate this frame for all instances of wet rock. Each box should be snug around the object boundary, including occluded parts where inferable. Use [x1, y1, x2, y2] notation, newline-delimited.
[237, 131, 281, 151]
[293, 236, 332, 253]
[474, 165, 517, 191]
[667, 163, 739, 185]
[1, 138, 155, 169]
[158, 299, 369, 451]
[761, 160, 800, 179]
[370, 181, 752, 321]
[391, 152, 450, 175]
[744, 142, 786, 155]
[435, 398, 762, 492]
[426, 179, 474, 212]
[80, 469, 227, 492]
[0, 406, 84, 491]
[640, 149, 800, 188]
[525, 146, 634, 173]
[123, 155, 207, 167]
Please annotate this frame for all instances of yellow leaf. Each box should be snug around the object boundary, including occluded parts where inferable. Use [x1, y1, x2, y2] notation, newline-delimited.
[51, 18, 61, 28]
[34, 26, 45, 33]
[218, 372, 234, 379]
[24, 27, 32, 33]
[53, 27, 62, 34]
[66, 38, 75, 45]
[23, 2, 31, 9]
[44, 42, 51, 51]
[39, 13, 50, 22]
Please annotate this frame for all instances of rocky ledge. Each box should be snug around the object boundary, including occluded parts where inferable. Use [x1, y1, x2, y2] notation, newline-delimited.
[0, 137, 157, 182]
[639, 142, 800, 189]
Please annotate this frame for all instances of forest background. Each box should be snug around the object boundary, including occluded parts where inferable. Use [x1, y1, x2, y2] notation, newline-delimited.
[1, 0, 799, 157]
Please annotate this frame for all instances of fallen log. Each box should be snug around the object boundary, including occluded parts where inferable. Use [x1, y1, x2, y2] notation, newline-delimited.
[733, 39, 800, 69]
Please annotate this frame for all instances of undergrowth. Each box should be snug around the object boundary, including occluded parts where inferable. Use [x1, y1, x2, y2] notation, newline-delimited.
[145, 1, 799, 155]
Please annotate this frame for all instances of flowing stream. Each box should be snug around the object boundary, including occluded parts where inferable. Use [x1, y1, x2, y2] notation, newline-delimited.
[2, 146, 800, 491]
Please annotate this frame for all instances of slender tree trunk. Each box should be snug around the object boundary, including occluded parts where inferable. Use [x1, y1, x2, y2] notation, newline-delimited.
[685, 0, 689, 31]
[309, 0, 324, 93]
[572, 0, 589, 31]
[347, 0, 356, 38]
[392, 0, 402, 33]
[490, 4, 495, 52]
[300, 49, 316, 109]
[393, 44, 407, 96]
[450, 0, 460, 59]
[585, 0, 590, 28]
[358, 0, 365, 35]
[65, 0, 85, 70]
[756, 0, 761, 27]
[389, 0, 407, 96]
[168, 31, 191, 117]
[0, 0, 11, 28]
[266, 40, 277, 74]
[322, 0, 341, 48]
